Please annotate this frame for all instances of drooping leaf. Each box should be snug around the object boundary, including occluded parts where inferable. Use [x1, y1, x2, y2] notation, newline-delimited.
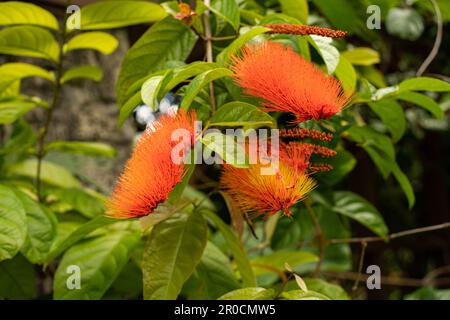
[0, 99, 39, 125]
[70, 0, 167, 30]
[201, 131, 249, 168]
[369, 99, 406, 142]
[399, 77, 450, 93]
[45, 141, 116, 158]
[334, 55, 357, 94]
[64, 32, 119, 55]
[143, 212, 207, 300]
[308, 35, 340, 74]
[0, 26, 59, 61]
[141, 71, 172, 111]
[396, 91, 444, 119]
[0, 184, 27, 262]
[117, 17, 198, 105]
[61, 65, 104, 84]
[303, 278, 350, 300]
[53, 230, 140, 299]
[0, 62, 54, 93]
[0, 1, 58, 30]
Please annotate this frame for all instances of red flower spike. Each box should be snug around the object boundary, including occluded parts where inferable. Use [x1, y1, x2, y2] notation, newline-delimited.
[106, 111, 196, 219]
[279, 128, 333, 142]
[231, 42, 350, 123]
[264, 24, 347, 38]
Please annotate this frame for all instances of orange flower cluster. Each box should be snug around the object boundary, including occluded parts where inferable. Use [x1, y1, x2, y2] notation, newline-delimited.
[106, 111, 196, 219]
[264, 24, 347, 38]
[231, 41, 350, 123]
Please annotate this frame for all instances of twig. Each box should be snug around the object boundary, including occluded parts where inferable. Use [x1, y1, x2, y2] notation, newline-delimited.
[202, 0, 216, 112]
[352, 241, 367, 292]
[304, 199, 326, 276]
[35, 3, 70, 201]
[328, 222, 450, 245]
[417, 0, 443, 76]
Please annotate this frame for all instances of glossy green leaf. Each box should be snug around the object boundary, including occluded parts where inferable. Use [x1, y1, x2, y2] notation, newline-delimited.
[64, 32, 118, 54]
[141, 71, 172, 111]
[14, 190, 57, 264]
[211, 0, 240, 30]
[399, 77, 450, 93]
[143, 212, 207, 300]
[70, 0, 167, 30]
[61, 65, 104, 84]
[165, 62, 218, 93]
[332, 191, 388, 238]
[201, 131, 249, 168]
[386, 8, 424, 41]
[279, 0, 308, 23]
[180, 68, 233, 110]
[118, 91, 142, 127]
[342, 47, 380, 66]
[0, 254, 36, 299]
[0, 1, 58, 30]
[45, 141, 116, 157]
[405, 287, 450, 300]
[217, 26, 270, 66]
[303, 278, 350, 300]
[309, 35, 339, 74]
[334, 55, 356, 94]
[51, 188, 105, 219]
[0, 99, 39, 124]
[208, 102, 276, 129]
[7, 159, 81, 189]
[0, 63, 54, 93]
[0, 184, 26, 262]
[117, 17, 198, 105]
[53, 230, 140, 299]
[201, 209, 256, 287]
[183, 241, 240, 300]
[251, 251, 318, 276]
[218, 287, 274, 300]
[369, 99, 406, 142]
[0, 26, 59, 61]
[281, 289, 330, 300]
[396, 91, 444, 119]
[46, 216, 117, 263]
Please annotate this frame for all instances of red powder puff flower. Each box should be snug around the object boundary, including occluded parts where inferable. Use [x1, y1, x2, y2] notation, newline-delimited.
[220, 145, 316, 218]
[106, 111, 196, 219]
[231, 42, 350, 123]
[264, 24, 347, 38]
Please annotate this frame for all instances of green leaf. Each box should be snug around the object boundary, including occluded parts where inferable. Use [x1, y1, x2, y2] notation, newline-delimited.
[369, 99, 406, 142]
[342, 48, 380, 66]
[51, 188, 105, 219]
[46, 216, 117, 263]
[211, 0, 240, 30]
[405, 287, 450, 300]
[64, 32, 118, 55]
[0, 99, 39, 125]
[201, 131, 249, 168]
[332, 191, 388, 238]
[45, 141, 116, 157]
[396, 91, 444, 119]
[0, 254, 36, 299]
[316, 149, 356, 186]
[201, 209, 256, 287]
[143, 212, 207, 300]
[0, 1, 58, 30]
[399, 77, 450, 93]
[118, 91, 142, 127]
[308, 35, 339, 74]
[0, 62, 54, 93]
[183, 241, 240, 300]
[180, 68, 233, 110]
[141, 71, 172, 111]
[71, 0, 167, 30]
[7, 159, 81, 188]
[217, 26, 270, 66]
[281, 289, 330, 300]
[279, 0, 308, 23]
[386, 8, 424, 41]
[53, 230, 140, 299]
[251, 251, 318, 276]
[218, 287, 275, 300]
[61, 65, 104, 84]
[391, 160, 415, 209]
[208, 102, 276, 129]
[303, 278, 350, 300]
[0, 184, 26, 262]
[334, 55, 356, 94]
[0, 25, 59, 61]
[117, 17, 198, 105]
[14, 190, 57, 264]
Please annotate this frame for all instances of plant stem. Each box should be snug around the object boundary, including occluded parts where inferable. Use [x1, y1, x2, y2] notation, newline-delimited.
[304, 199, 326, 276]
[35, 8, 69, 201]
[202, 0, 216, 112]
[352, 241, 367, 293]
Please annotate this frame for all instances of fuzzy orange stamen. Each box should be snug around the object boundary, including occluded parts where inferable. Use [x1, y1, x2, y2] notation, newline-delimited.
[231, 42, 350, 123]
[106, 111, 196, 219]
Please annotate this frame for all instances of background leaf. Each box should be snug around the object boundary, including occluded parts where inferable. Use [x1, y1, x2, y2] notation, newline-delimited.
[0, 1, 58, 30]
[64, 32, 118, 55]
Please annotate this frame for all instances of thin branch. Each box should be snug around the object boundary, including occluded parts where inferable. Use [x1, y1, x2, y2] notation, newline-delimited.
[328, 222, 450, 245]
[202, 0, 216, 112]
[352, 241, 367, 292]
[417, 0, 443, 76]
[304, 199, 326, 276]
[36, 4, 70, 201]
